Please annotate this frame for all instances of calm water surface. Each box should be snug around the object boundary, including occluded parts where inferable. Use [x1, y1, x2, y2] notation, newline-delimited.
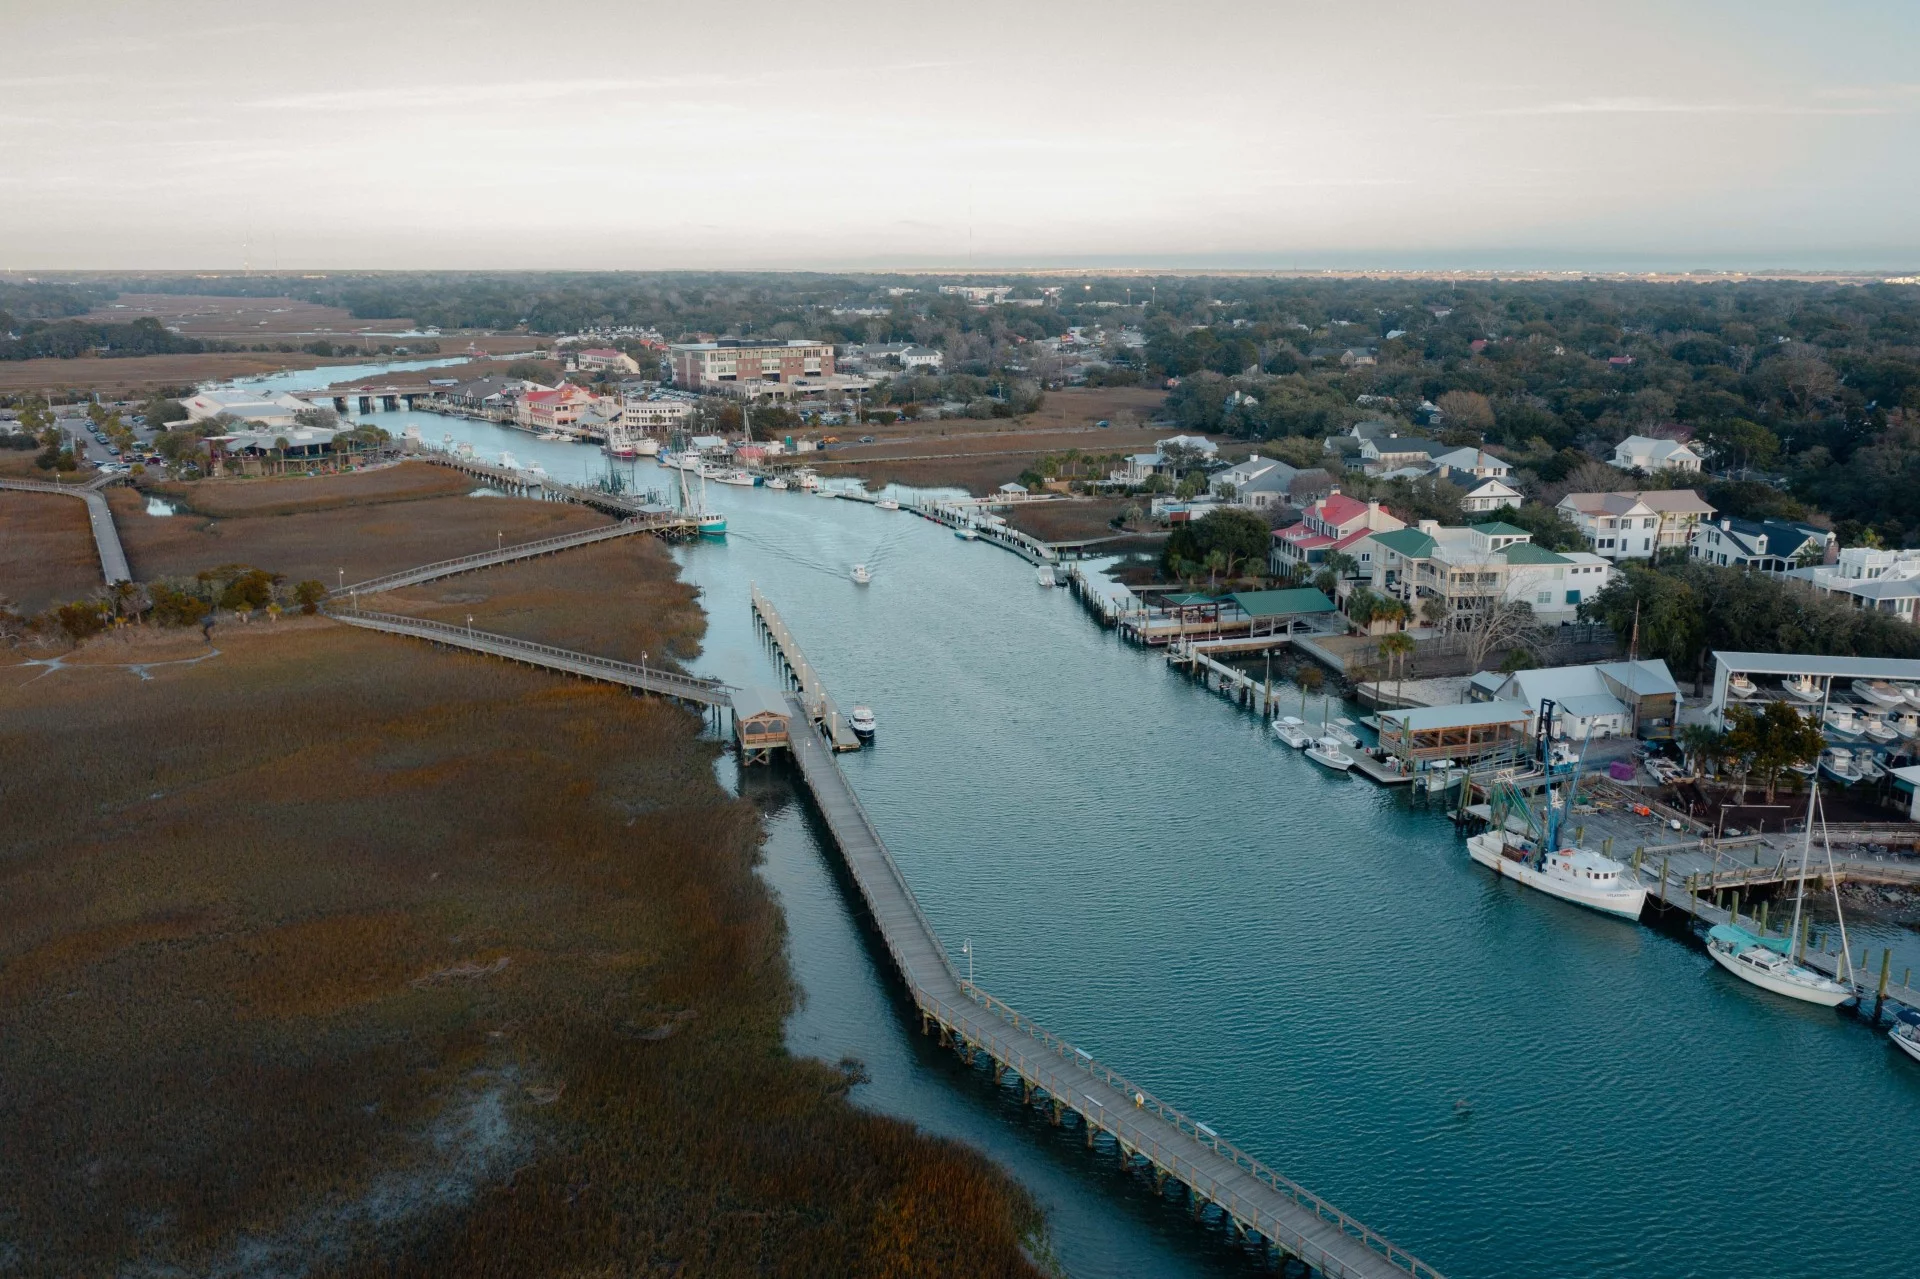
[237, 377, 1920, 1278]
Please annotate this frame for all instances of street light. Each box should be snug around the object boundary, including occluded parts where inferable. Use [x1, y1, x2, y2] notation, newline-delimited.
[961, 938, 973, 991]
[337, 567, 344, 591]
[497, 530, 503, 553]
[467, 613, 473, 638]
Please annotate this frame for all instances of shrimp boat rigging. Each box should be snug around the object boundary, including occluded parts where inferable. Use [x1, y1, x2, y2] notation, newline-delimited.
[1465, 700, 1648, 920]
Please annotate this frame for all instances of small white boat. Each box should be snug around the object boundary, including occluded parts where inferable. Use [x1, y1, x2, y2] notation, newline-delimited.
[524, 461, 548, 479]
[1853, 679, 1907, 708]
[792, 469, 821, 491]
[1727, 673, 1757, 699]
[441, 432, 454, 449]
[402, 424, 423, 443]
[1304, 735, 1355, 771]
[1897, 683, 1920, 710]
[1466, 832, 1648, 920]
[851, 563, 872, 585]
[849, 705, 876, 737]
[1783, 674, 1825, 703]
[1863, 714, 1898, 743]
[1706, 926, 1854, 1007]
[1822, 705, 1863, 737]
[876, 498, 901, 511]
[1819, 748, 1859, 783]
[1892, 1009, 1920, 1065]
[1272, 716, 1312, 748]
[500, 449, 519, 469]
[1890, 708, 1920, 738]
[1035, 565, 1056, 587]
[1325, 718, 1362, 749]
[955, 527, 979, 541]
[1788, 757, 1818, 777]
[455, 441, 475, 458]
[1855, 754, 1884, 781]
[535, 430, 567, 441]
[766, 477, 789, 490]
[710, 467, 758, 487]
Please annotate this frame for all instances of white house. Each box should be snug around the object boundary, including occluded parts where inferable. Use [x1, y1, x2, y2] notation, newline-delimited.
[1469, 659, 1680, 741]
[1556, 490, 1715, 560]
[1460, 478, 1524, 513]
[1691, 516, 1832, 573]
[1787, 547, 1920, 626]
[1611, 434, 1703, 474]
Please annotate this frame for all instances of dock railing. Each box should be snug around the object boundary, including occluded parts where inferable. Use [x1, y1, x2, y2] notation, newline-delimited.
[333, 517, 679, 598]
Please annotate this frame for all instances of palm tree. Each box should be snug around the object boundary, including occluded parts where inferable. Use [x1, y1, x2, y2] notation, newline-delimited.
[1205, 549, 1227, 591]
[1679, 723, 1725, 781]
[1378, 631, 1416, 705]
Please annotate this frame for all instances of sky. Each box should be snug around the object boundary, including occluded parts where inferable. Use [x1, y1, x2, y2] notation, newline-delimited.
[4, 0, 1918, 272]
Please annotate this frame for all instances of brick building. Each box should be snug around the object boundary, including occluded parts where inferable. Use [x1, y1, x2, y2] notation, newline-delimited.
[670, 339, 834, 389]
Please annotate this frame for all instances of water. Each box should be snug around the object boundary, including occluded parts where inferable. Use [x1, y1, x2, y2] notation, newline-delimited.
[225, 368, 1920, 1279]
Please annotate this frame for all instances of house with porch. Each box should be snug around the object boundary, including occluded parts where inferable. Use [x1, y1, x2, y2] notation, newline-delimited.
[1691, 516, 1833, 573]
[1611, 434, 1702, 474]
[1460, 477, 1523, 513]
[1355, 520, 1614, 627]
[1270, 491, 1405, 577]
[1556, 489, 1714, 561]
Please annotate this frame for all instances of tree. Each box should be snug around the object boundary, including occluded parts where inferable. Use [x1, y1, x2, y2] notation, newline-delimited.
[1488, 502, 1587, 553]
[1679, 722, 1726, 780]
[1435, 390, 1495, 440]
[1420, 594, 1450, 630]
[1725, 700, 1824, 802]
[1465, 600, 1540, 671]
[1162, 507, 1270, 580]
[292, 580, 327, 615]
[1377, 631, 1416, 704]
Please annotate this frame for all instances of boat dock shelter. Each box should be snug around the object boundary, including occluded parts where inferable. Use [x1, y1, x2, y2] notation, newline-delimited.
[1378, 701, 1536, 770]
[1123, 587, 1335, 646]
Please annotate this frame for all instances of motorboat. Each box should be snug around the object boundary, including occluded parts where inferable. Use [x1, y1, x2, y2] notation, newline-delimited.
[1822, 705, 1863, 737]
[765, 477, 789, 490]
[710, 467, 758, 487]
[524, 461, 548, 479]
[1466, 831, 1649, 920]
[500, 449, 519, 470]
[849, 705, 876, 738]
[1035, 565, 1056, 587]
[851, 563, 872, 585]
[1854, 754, 1884, 782]
[441, 432, 455, 449]
[1890, 708, 1920, 738]
[1304, 734, 1356, 771]
[535, 430, 567, 442]
[1706, 925, 1854, 1007]
[1891, 1009, 1920, 1064]
[455, 441, 475, 458]
[1783, 674, 1825, 703]
[1897, 682, 1920, 710]
[1325, 717, 1362, 749]
[402, 424, 423, 443]
[876, 498, 901, 511]
[1787, 757, 1818, 778]
[696, 511, 727, 536]
[1727, 673, 1758, 699]
[955, 527, 980, 540]
[1464, 703, 1648, 920]
[1853, 680, 1907, 708]
[1272, 716, 1312, 748]
[1819, 748, 1860, 783]
[1863, 713, 1899, 744]
[791, 469, 821, 491]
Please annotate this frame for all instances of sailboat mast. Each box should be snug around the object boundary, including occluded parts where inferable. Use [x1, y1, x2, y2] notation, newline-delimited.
[1788, 676, 1829, 956]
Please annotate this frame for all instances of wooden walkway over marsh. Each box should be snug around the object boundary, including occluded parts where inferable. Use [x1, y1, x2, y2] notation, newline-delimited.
[333, 515, 694, 600]
[761, 589, 1443, 1279]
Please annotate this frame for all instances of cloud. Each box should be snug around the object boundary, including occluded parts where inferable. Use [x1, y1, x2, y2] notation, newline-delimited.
[1450, 96, 1901, 119]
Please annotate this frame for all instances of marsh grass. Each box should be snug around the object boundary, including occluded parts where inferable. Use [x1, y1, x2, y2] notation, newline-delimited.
[0, 560, 1042, 1275]
[0, 490, 101, 612]
[149, 462, 476, 519]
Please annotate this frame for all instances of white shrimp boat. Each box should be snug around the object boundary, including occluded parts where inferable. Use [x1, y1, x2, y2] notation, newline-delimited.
[1783, 674, 1825, 703]
[1304, 734, 1355, 771]
[1272, 716, 1312, 748]
[709, 467, 758, 487]
[1727, 673, 1757, 699]
[1853, 679, 1907, 708]
[850, 563, 872, 585]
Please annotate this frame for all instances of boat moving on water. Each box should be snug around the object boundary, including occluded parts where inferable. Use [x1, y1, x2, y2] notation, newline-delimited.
[851, 563, 872, 585]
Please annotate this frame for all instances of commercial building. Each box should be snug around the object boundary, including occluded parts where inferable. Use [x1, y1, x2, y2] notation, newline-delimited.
[670, 339, 834, 389]
[619, 397, 693, 431]
[1556, 489, 1715, 560]
[574, 347, 641, 374]
[518, 384, 597, 431]
[178, 388, 313, 430]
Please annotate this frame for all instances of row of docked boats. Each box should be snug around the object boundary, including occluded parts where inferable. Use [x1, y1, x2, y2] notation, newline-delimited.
[1271, 714, 1362, 770]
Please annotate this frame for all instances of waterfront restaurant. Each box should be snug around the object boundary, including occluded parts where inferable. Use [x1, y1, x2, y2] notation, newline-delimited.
[1378, 701, 1536, 769]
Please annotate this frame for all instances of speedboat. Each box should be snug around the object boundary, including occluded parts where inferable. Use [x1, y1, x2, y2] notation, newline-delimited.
[1892, 1009, 1920, 1064]
[1819, 748, 1859, 783]
[1036, 565, 1056, 587]
[766, 477, 789, 490]
[535, 430, 567, 441]
[1304, 734, 1355, 771]
[876, 498, 901, 511]
[955, 527, 979, 541]
[1325, 718, 1362, 749]
[1890, 708, 1920, 738]
[1822, 705, 1863, 737]
[1706, 925, 1854, 1007]
[1853, 679, 1907, 708]
[1863, 713, 1899, 744]
[1466, 831, 1648, 920]
[851, 563, 872, 585]
[1272, 716, 1312, 748]
[1783, 674, 1824, 703]
[1728, 673, 1758, 699]
[849, 705, 876, 738]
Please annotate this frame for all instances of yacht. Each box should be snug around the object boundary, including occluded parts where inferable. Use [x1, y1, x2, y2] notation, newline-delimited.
[1783, 674, 1825, 703]
[524, 460, 548, 479]
[1035, 565, 1056, 587]
[876, 498, 901, 511]
[1272, 716, 1312, 748]
[1706, 926, 1854, 1007]
[1822, 705, 1863, 737]
[1463, 710, 1648, 920]
[1891, 1009, 1920, 1064]
[1819, 747, 1860, 784]
[1727, 672, 1758, 699]
[1853, 679, 1907, 708]
[954, 527, 980, 541]
[849, 706, 876, 738]
[1304, 734, 1356, 771]
[851, 563, 872, 585]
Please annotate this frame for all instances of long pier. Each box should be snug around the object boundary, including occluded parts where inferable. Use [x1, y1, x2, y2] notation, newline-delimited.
[749, 584, 863, 750]
[333, 515, 695, 600]
[326, 606, 731, 706]
[418, 452, 685, 520]
[0, 475, 131, 585]
[759, 588, 1442, 1279]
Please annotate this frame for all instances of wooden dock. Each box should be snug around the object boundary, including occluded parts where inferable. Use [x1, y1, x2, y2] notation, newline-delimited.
[333, 515, 696, 600]
[326, 606, 731, 706]
[419, 453, 690, 521]
[765, 595, 1442, 1279]
[749, 585, 864, 751]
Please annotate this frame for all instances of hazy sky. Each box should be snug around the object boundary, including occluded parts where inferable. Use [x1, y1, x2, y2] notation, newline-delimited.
[4, 0, 1917, 271]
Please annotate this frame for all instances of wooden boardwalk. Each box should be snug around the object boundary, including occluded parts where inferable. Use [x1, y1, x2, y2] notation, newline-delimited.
[767, 597, 1442, 1279]
[1, 475, 131, 585]
[418, 452, 685, 520]
[334, 515, 694, 600]
[749, 585, 863, 751]
[326, 606, 731, 706]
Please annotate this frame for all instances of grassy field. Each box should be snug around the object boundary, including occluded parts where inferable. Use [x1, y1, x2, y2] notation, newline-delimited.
[0, 526, 1044, 1275]
[0, 490, 100, 612]
[115, 465, 612, 587]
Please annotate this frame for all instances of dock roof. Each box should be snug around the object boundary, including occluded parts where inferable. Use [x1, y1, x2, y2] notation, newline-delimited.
[1380, 700, 1534, 732]
[732, 686, 793, 721]
[1711, 652, 1920, 679]
[1229, 588, 1336, 618]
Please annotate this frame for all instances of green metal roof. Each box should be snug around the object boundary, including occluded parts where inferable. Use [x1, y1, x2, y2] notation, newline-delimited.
[1160, 592, 1224, 606]
[1228, 587, 1336, 618]
[1502, 542, 1570, 565]
[1368, 528, 1436, 558]
[1470, 520, 1530, 537]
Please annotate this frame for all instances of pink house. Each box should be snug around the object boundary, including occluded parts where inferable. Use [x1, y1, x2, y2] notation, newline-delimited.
[1270, 491, 1405, 576]
[519, 384, 595, 430]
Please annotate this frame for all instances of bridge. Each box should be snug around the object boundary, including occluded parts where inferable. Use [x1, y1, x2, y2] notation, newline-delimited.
[297, 378, 452, 415]
[0, 474, 131, 585]
[333, 515, 699, 601]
